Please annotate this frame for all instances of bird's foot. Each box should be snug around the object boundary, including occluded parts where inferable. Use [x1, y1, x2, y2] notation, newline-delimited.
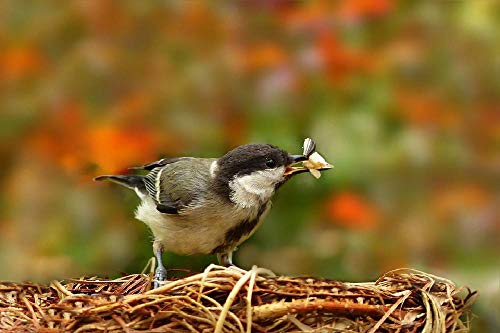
[153, 265, 167, 288]
[217, 252, 234, 267]
[152, 241, 168, 288]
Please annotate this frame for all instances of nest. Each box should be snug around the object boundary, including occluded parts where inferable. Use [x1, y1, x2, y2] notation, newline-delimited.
[0, 264, 476, 333]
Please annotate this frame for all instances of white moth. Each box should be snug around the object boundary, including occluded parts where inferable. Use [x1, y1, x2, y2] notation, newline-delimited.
[303, 151, 333, 179]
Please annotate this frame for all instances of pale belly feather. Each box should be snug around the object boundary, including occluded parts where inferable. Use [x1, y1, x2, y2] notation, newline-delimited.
[135, 197, 268, 255]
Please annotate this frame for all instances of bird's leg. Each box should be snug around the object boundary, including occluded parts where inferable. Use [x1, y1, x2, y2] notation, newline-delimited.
[153, 240, 167, 288]
[217, 252, 249, 275]
[217, 252, 233, 267]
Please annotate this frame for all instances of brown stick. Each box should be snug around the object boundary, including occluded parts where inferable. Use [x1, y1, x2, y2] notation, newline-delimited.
[252, 299, 406, 321]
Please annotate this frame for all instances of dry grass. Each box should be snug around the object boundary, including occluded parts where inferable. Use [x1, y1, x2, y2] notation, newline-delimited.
[0, 263, 476, 332]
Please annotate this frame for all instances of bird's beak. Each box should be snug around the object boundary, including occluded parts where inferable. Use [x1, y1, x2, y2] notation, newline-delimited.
[284, 154, 310, 176]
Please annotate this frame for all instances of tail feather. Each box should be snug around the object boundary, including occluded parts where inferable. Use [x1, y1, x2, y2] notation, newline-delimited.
[94, 175, 146, 192]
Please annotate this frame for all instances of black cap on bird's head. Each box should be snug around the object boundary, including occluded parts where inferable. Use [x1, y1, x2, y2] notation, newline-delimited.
[212, 143, 308, 203]
[216, 143, 306, 180]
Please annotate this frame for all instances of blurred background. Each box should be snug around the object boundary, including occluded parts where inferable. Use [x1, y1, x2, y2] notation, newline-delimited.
[0, 1, 498, 331]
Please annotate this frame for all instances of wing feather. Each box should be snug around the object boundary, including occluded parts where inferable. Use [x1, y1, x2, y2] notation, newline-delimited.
[130, 157, 193, 171]
[143, 158, 215, 214]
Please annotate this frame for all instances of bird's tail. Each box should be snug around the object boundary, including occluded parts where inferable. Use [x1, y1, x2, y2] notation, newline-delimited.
[94, 174, 146, 191]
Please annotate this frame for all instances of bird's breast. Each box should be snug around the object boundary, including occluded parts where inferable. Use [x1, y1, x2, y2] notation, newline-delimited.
[210, 201, 271, 254]
[135, 197, 271, 255]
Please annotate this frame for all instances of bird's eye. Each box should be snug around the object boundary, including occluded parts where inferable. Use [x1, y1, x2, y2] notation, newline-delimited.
[265, 158, 276, 168]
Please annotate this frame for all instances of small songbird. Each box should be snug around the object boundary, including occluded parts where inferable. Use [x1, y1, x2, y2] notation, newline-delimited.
[95, 140, 330, 287]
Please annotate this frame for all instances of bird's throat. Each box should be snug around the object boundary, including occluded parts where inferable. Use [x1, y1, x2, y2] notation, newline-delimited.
[228, 167, 284, 208]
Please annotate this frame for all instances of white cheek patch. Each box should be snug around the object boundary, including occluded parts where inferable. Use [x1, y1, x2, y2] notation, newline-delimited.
[229, 166, 285, 207]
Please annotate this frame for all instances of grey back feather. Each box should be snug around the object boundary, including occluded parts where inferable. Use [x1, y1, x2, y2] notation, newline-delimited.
[143, 158, 216, 213]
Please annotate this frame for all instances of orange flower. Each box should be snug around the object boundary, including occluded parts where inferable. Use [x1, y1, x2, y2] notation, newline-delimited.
[395, 90, 461, 129]
[112, 92, 152, 118]
[316, 32, 374, 85]
[337, 0, 394, 22]
[25, 102, 160, 175]
[326, 192, 379, 229]
[432, 183, 493, 222]
[86, 125, 158, 173]
[239, 42, 287, 72]
[280, 1, 333, 29]
[25, 102, 86, 173]
[1, 45, 45, 80]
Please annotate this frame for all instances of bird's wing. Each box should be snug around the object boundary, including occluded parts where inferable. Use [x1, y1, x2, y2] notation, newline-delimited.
[129, 157, 193, 171]
[143, 158, 215, 214]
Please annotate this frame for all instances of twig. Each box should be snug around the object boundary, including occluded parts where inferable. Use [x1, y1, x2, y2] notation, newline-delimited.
[368, 290, 411, 333]
[214, 267, 255, 333]
[0, 267, 476, 333]
[246, 266, 258, 333]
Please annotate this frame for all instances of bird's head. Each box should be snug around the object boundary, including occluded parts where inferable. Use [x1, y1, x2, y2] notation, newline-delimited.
[213, 143, 310, 205]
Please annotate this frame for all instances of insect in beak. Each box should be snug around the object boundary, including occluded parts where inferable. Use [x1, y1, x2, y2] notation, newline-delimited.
[284, 138, 333, 178]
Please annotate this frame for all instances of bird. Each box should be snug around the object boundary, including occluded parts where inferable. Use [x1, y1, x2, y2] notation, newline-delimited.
[94, 141, 330, 287]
